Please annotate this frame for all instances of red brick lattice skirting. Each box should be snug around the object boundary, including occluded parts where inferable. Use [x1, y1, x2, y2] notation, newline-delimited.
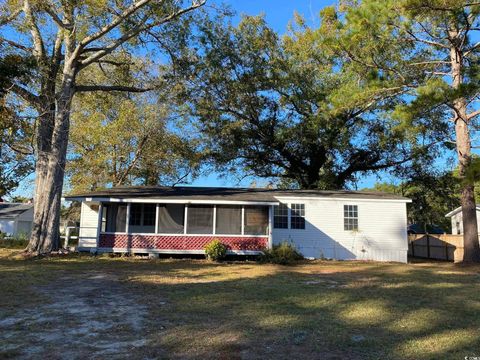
[99, 234, 268, 251]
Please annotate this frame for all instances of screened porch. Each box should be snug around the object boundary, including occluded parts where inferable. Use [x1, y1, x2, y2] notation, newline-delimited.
[100, 203, 271, 237]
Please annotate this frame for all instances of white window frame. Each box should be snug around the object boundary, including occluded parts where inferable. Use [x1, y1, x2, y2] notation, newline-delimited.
[290, 203, 305, 230]
[273, 203, 289, 229]
[344, 204, 358, 231]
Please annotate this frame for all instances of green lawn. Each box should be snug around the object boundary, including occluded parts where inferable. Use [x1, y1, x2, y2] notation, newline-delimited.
[1, 249, 480, 359]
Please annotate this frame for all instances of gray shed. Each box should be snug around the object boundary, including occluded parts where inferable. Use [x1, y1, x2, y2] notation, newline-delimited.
[0, 203, 34, 237]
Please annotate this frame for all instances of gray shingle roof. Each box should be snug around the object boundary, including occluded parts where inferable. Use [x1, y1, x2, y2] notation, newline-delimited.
[0, 203, 33, 219]
[64, 186, 410, 202]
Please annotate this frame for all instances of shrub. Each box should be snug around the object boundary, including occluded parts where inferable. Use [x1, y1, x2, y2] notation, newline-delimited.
[259, 242, 303, 265]
[0, 236, 29, 249]
[204, 239, 227, 261]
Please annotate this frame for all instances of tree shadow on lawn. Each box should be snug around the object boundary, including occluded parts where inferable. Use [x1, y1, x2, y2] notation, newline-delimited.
[128, 262, 480, 360]
[1, 255, 480, 359]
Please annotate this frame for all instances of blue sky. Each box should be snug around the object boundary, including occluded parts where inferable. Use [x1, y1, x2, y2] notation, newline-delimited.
[223, 0, 331, 32]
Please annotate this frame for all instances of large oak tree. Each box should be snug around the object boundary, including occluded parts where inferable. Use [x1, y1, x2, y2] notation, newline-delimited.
[175, 15, 447, 189]
[0, 0, 205, 253]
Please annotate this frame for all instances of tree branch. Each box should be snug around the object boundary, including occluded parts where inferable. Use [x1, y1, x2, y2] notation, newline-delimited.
[467, 109, 480, 120]
[23, 0, 46, 61]
[75, 85, 153, 93]
[79, 1, 206, 67]
[0, 8, 22, 27]
[9, 83, 40, 106]
[404, 28, 450, 49]
[78, 0, 154, 49]
[0, 37, 32, 53]
[115, 134, 150, 186]
[42, 5, 67, 29]
[465, 41, 480, 56]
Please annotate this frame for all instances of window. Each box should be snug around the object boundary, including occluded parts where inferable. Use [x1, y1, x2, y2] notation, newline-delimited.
[130, 204, 142, 226]
[274, 204, 289, 229]
[101, 203, 127, 233]
[244, 206, 268, 235]
[187, 205, 214, 234]
[158, 204, 185, 234]
[129, 203, 156, 233]
[344, 205, 358, 231]
[291, 203, 305, 229]
[216, 205, 242, 234]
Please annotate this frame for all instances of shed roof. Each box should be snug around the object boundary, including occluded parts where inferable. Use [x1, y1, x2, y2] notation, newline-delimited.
[0, 203, 33, 219]
[64, 186, 411, 202]
[445, 206, 480, 218]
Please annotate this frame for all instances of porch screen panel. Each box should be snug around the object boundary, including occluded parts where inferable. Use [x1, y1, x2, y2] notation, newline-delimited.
[104, 203, 127, 233]
[215, 205, 242, 234]
[187, 205, 213, 234]
[158, 204, 185, 234]
[244, 206, 268, 235]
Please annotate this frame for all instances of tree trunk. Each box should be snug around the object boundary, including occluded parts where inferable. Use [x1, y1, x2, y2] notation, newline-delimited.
[450, 38, 480, 262]
[27, 72, 75, 254]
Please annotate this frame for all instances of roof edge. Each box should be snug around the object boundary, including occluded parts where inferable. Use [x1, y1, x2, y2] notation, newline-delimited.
[445, 206, 480, 217]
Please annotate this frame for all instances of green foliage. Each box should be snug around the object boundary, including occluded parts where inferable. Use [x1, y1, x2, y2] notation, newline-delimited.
[67, 62, 203, 193]
[366, 169, 461, 231]
[0, 54, 35, 196]
[259, 242, 304, 265]
[204, 239, 227, 261]
[174, 13, 445, 190]
[0, 235, 29, 249]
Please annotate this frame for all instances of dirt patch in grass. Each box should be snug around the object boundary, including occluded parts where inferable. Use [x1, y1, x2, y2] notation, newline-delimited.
[0, 268, 155, 359]
[1, 250, 480, 359]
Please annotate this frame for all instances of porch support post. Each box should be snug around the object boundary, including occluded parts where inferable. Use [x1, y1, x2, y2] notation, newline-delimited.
[241, 206, 245, 235]
[96, 202, 103, 249]
[268, 205, 273, 249]
[213, 205, 217, 235]
[155, 203, 159, 234]
[126, 203, 131, 234]
[184, 204, 188, 234]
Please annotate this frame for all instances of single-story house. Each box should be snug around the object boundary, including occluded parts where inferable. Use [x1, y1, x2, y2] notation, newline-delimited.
[0, 203, 34, 237]
[445, 206, 480, 235]
[64, 186, 411, 263]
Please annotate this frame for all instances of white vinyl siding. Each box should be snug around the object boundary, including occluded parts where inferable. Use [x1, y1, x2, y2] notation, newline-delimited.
[78, 202, 100, 249]
[272, 197, 408, 263]
[449, 209, 480, 235]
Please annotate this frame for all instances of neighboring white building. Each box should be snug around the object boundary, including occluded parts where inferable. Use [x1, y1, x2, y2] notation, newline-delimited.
[445, 206, 480, 235]
[0, 203, 34, 237]
[65, 186, 411, 263]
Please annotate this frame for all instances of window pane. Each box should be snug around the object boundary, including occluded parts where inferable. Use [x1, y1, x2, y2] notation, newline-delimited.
[274, 204, 288, 229]
[215, 205, 241, 234]
[291, 204, 305, 230]
[143, 204, 156, 226]
[274, 204, 288, 216]
[244, 206, 268, 235]
[187, 205, 213, 234]
[129, 204, 155, 233]
[344, 205, 358, 231]
[130, 204, 142, 226]
[104, 203, 127, 232]
[291, 216, 305, 229]
[158, 204, 185, 234]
